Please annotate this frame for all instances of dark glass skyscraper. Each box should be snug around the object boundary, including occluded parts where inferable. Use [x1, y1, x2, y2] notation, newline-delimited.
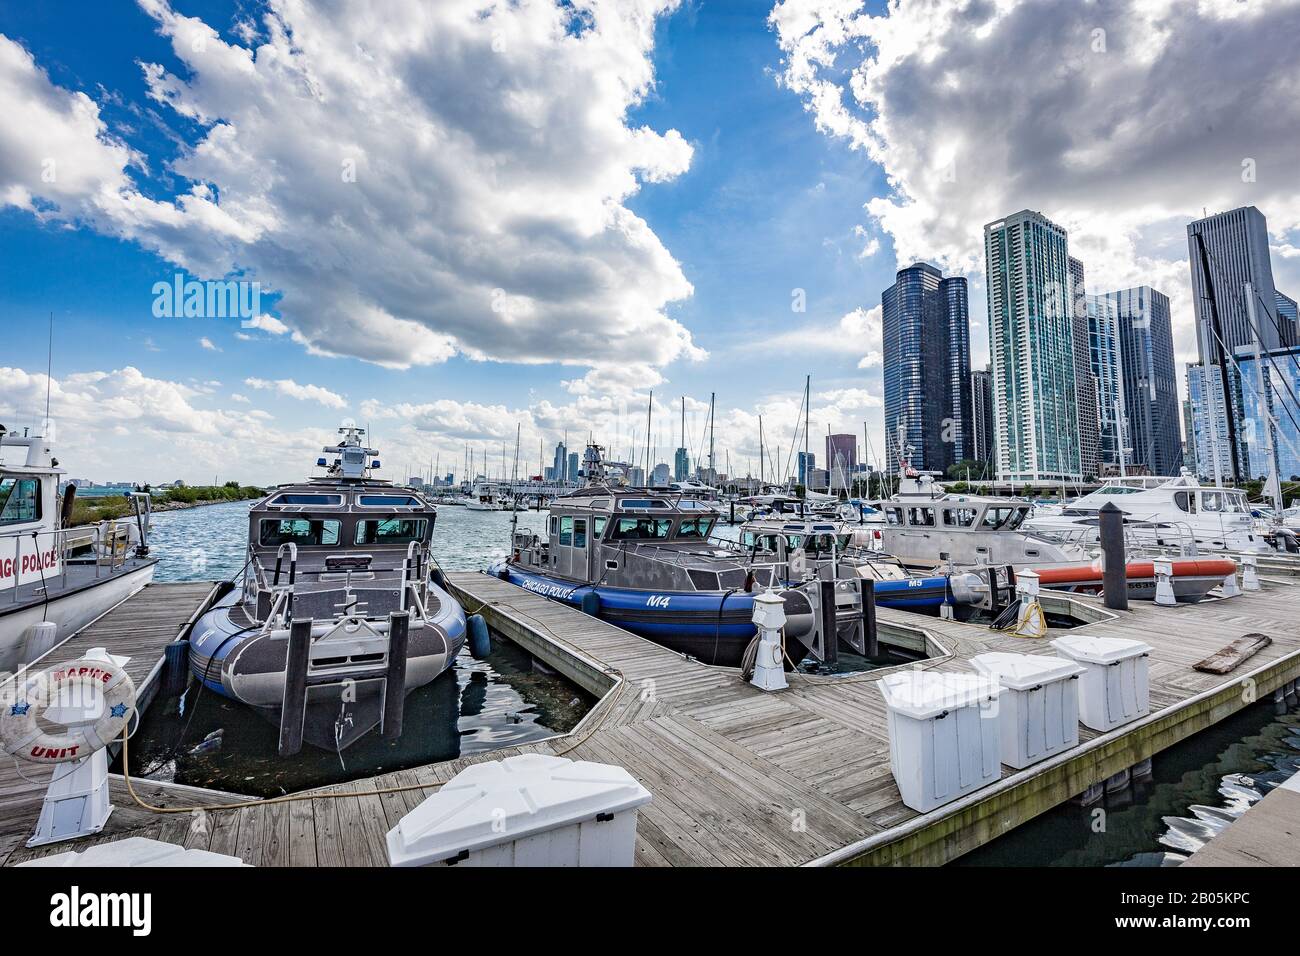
[881, 262, 973, 473]
[1069, 256, 1100, 478]
[1099, 287, 1181, 475]
[971, 367, 994, 469]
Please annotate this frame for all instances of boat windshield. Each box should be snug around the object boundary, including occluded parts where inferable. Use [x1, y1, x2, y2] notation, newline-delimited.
[0, 477, 41, 526]
[354, 517, 428, 545]
[259, 518, 340, 546]
[675, 517, 715, 539]
[981, 506, 1029, 530]
[607, 516, 673, 540]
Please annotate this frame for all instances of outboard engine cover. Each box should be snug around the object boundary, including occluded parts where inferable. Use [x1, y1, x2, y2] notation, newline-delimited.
[947, 572, 987, 606]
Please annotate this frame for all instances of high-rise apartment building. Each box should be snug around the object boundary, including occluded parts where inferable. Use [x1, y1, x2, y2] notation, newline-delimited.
[984, 210, 1082, 482]
[881, 262, 973, 473]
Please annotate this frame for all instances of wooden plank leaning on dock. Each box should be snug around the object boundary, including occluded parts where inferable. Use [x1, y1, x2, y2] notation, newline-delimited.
[6, 572, 1300, 867]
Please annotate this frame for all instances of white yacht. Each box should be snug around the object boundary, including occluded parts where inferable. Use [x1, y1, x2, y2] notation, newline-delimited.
[466, 480, 508, 511]
[0, 427, 157, 673]
[870, 473, 1089, 571]
[1024, 471, 1271, 553]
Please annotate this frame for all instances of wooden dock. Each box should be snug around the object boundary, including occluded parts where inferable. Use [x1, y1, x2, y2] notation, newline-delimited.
[4, 571, 1299, 867]
[1184, 770, 1300, 867]
[0, 580, 219, 863]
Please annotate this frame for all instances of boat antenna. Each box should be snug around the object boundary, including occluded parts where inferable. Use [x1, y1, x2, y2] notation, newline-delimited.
[44, 311, 54, 431]
[708, 392, 716, 478]
[645, 390, 653, 481]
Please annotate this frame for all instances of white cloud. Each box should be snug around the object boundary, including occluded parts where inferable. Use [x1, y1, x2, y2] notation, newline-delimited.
[244, 377, 347, 409]
[198, 336, 220, 351]
[244, 313, 288, 335]
[770, 0, 1300, 366]
[0, 1, 702, 374]
[757, 305, 883, 369]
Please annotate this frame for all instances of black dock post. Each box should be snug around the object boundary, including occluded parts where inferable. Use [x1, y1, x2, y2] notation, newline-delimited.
[279, 617, 313, 758]
[383, 610, 410, 741]
[988, 566, 1002, 618]
[1099, 502, 1128, 611]
[860, 578, 878, 658]
[819, 579, 838, 666]
[730, 500, 736, 525]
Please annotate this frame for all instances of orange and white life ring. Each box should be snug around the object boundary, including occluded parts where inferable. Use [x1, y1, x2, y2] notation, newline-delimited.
[0, 658, 135, 763]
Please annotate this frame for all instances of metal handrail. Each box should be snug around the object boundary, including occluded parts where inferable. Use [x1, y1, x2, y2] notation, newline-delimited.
[1, 523, 136, 603]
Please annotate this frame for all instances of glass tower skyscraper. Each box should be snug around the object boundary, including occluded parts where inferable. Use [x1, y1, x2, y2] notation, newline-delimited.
[881, 262, 973, 473]
[984, 210, 1081, 482]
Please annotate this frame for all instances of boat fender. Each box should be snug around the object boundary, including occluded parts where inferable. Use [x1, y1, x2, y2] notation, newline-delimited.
[467, 614, 492, 660]
[430, 567, 446, 589]
[0, 658, 136, 763]
[581, 591, 602, 616]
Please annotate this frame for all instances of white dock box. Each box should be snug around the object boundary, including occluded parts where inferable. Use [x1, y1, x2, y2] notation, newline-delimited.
[386, 753, 651, 867]
[970, 653, 1084, 768]
[1050, 635, 1152, 732]
[878, 671, 1002, 813]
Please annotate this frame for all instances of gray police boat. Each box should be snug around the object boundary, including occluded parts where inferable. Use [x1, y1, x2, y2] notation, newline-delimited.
[188, 426, 471, 754]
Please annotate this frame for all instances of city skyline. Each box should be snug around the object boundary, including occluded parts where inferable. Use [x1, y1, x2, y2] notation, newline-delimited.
[4, 3, 1300, 485]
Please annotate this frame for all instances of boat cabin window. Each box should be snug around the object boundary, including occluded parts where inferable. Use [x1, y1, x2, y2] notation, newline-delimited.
[592, 516, 607, 538]
[259, 518, 340, 547]
[906, 506, 936, 527]
[943, 507, 978, 527]
[1174, 491, 1197, 513]
[573, 518, 587, 548]
[676, 517, 714, 539]
[981, 507, 1028, 530]
[271, 493, 343, 506]
[354, 518, 427, 545]
[619, 499, 668, 510]
[550, 516, 559, 535]
[607, 517, 672, 540]
[0, 477, 41, 526]
[357, 494, 421, 507]
[884, 507, 904, 526]
[559, 516, 573, 546]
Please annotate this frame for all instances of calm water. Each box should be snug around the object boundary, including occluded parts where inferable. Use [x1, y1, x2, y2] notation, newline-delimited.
[136, 500, 591, 797]
[958, 697, 1300, 866]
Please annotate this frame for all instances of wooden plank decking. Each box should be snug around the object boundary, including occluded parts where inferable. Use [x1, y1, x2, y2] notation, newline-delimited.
[0, 580, 218, 862]
[4, 572, 1300, 867]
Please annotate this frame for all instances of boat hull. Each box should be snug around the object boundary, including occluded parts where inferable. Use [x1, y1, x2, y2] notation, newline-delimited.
[491, 563, 956, 666]
[0, 559, 157, 672]
[188, 578, 467, 751]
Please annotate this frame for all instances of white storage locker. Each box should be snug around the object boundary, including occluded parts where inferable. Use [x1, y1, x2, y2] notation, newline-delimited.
[970, 652, 1085, 768]
[878, 671, 1003, 813]
[386, 753, 652, 867]
[1049, 635, 1152, 732]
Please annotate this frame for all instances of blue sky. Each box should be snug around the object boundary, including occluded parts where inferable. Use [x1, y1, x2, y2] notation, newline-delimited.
[3, 1, 1298, 484]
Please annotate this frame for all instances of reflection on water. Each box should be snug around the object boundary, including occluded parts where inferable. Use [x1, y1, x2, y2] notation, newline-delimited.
[117, 638, 594, 798]
[957, 699, 1300, 867]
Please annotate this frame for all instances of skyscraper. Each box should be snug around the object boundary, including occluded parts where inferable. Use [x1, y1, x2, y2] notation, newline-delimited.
[1097, 287, 1181, 476]
[1069, 256, 1100, 478]
[984, 210, 1081, 482]
[1187, 206, 1281, 359]
[971, 367, 995, 470]
[552, 441, 567, 481]
[825, 434, 856, 490]
[1087, 293, 1124, 470]
[881, 262, 973, 473]
[567, 452, 579, 483]
[796, 450, 815, 487]
[1187, 206, 1289, 481]
[673, 447, 689, 482]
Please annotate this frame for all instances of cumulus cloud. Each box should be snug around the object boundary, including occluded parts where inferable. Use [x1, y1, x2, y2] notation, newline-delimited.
[244, 377, 347, 409]
[0, 1, 701, 373]
[198, 336, 220, 351]
[770, 0, 1300, 363]
[758, 305, 883, 368]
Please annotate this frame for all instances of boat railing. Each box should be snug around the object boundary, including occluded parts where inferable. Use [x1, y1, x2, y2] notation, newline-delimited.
[0, 522, 138, 602]
[248, 539, 435, 629]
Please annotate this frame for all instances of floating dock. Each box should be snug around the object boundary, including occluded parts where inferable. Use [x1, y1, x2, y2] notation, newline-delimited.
[1184, 770, 1300, 867]
[3, 571, 1300, 866]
